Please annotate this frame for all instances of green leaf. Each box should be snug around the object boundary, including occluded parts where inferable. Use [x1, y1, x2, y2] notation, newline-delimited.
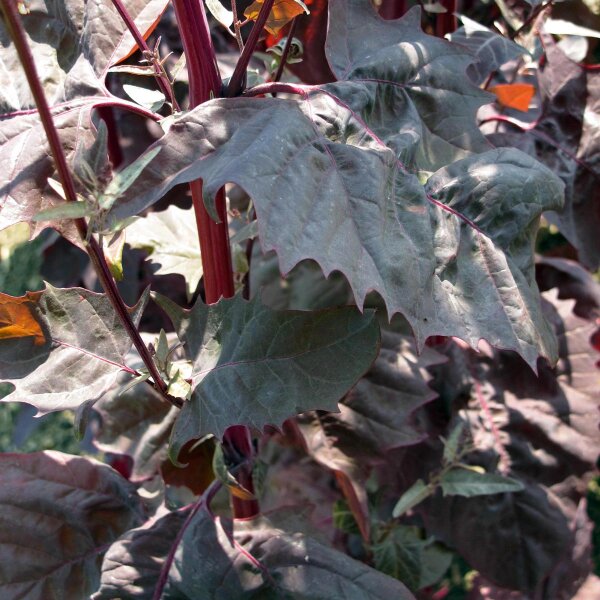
[118, 371, 150, 396]
[166, 367, 192, 401]
[126, 205, 203, 300]
[440, 468, 525, 497]
[122, 84, 165, 112]
[392, 479, 434, 518]
[230, 219, 259, 245]
[372, 525, 452, 591]
[98, 147, 161, 211]
[0, 451, 143, 600]
[154, 328, 170, 370]
[442, 421, 465, 464]
[32, 201, 91, 222]
[152, 293, 380, 456]
[0, 285, 148, 414]
[0, 230, 46, 296]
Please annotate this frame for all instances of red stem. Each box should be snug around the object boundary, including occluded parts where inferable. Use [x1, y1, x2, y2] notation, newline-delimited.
[172, 0, 256, 517]
[436, 0, 457, 37]
[379, 0, 406, 20]
[1, 0, 175, 405]
[171, 0, 234, 303]
[190, 183, 234, 302]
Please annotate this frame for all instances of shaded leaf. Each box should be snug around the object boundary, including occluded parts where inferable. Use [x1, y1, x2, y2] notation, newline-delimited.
[0, 285, 148, 414]
[537, 40, 600, 269]
[536, 256, 600, 320]
[423, 482, 571, 593]
[299, 331, 444, 534]
[152, 293, 380, 455]
[0, 451, 143, 599]
[92, 336, 177, 482]
[439, 468, 525, 497]
[244, 0, 309, 35]
[420, 282, 600, 593]
[126, 205, 203, 300]
[94, 507, 190, 600]
[164, 510, 416, 599]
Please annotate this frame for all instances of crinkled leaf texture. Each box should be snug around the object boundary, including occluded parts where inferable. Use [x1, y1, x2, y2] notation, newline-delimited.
[108, 2, 561, 370]
[153, 293, 380, 455]
[0, 284, 148, 413]
[0, 0, 168, 239]
[96, 508, 415, 599]
[116, 100, 562, 367]
[0, 451, 143, 599]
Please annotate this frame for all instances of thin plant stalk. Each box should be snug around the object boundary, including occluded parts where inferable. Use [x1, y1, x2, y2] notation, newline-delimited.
[110, 0, 181, 111]
[1, 0, 176, 406]
[231, 0, 245, 52]
[227, 0, 276, 97]
[273, 17, 299, 83]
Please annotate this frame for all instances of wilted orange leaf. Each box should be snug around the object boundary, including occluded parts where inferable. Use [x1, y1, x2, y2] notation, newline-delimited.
[489, 83, 536, 112]
[0, 293, 46, 346]
[244, 0, 309, 35]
